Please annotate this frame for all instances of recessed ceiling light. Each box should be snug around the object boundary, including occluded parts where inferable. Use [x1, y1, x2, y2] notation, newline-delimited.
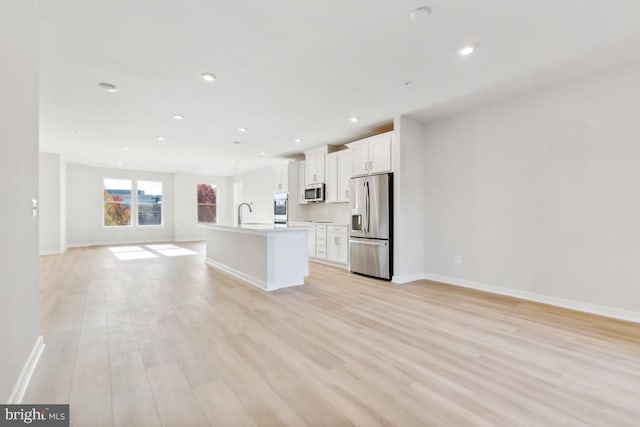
[231, 160, 236, 164]
[201, 72, 216, 82]
[259, 152, 265, 156]
[294, 138, 302, 143]
[205, 169, 210, 173]
[157, 136, 165, 141]
[349, 116, 360, 123]
[172, 114, 184, 120]
[238, 127, 247, 133]
[116, 161, 123, 165]
[410, 6, 432, 21]
[98, 82, 117, 92]
[232, 141, 241, 145]
[458, 45, 476, 56]
[122, 147, 128, 151]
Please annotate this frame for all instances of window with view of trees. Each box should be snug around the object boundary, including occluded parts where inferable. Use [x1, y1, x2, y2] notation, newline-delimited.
[104, 178, 132, 226]
[137, 180, 163, 226]
[197, 184, 217, 223]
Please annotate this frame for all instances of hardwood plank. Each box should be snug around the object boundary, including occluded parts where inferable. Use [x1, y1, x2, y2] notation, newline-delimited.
[26, 242, 640, 427]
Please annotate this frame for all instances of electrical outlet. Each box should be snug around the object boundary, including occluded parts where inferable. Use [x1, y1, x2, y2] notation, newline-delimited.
[454, 255, 462, 265]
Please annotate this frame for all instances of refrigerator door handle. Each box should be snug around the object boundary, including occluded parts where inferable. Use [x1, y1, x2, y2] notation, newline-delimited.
[365, 181, 370, 233]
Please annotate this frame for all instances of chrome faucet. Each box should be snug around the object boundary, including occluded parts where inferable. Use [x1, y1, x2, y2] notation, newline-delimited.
[237, 202, 253, 225]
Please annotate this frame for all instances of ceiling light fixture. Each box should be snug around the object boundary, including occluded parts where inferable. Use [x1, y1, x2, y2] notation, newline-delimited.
[116, 161, 123, 165]
[201, 72, 216, 82]
[172, 114, 184, 120]
[205, 169, 210, 173]
[157, 136, 165, 141]
[294, 138, 302, 143]
[238, 127, 247, 132]
[232, 141, 241, 145]
[98, 82, 117, 92]
[259, 152, 265, 156]
[458, 44, 476, 56]
[410, 6, 432, 21]
[231, 160, 236, 164]
[122, 147, 128, 151]
[349, 116, 360, 123]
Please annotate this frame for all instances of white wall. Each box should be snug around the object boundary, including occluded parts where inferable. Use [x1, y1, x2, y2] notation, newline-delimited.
[0, 0, 40, 401]
[39, 153, 66, 254]
[174, 172, 232, 241]
[67, 164, 175, 246]
[232, 167, 276, 224]
[422, 61, 640, 318]
[392, 117, 426, 283]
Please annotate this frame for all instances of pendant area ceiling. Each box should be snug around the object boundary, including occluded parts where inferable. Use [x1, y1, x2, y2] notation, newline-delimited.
[39, 0, 640, 175]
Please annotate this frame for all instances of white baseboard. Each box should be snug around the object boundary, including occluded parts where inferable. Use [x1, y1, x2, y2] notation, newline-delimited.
[309, 258, 349, 270]
[423, 273, 640, 323]
[39, 250, 65, 256]
[392, 273, 426, 284]
[206, 258, 267, 291]
[8, 336, 45, 404]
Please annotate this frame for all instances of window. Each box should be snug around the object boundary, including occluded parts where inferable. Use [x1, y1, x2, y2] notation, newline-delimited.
[197, 184, 217, 223]
[137, 180, 163, 225]
[104, 178, 132, 226]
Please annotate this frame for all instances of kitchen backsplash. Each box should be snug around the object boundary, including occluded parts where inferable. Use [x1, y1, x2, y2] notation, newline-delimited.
[292, 202, 350, 224]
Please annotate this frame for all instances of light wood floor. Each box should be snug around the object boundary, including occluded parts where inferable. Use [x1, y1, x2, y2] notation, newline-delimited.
[26, 242, 640, 426]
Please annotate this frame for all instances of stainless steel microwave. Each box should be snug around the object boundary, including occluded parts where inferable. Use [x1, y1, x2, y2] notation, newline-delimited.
[304, 183, 325, 202]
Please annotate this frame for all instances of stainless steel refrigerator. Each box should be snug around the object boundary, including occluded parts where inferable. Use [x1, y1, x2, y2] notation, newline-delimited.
[349, 173, 393, 280]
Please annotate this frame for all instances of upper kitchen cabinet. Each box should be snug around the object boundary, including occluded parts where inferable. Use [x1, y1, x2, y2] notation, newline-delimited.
[296, 161, 307, 204]
[273, 162, 289, 192]
[326, 150, 351, 203]
[304, 147, 325, 185]
[304, 145, 339, 185]
[346, 131, 393, 177]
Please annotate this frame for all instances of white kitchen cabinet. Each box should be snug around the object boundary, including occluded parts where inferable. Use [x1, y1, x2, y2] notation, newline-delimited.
[326, 150, 351, 203]
[304, 148, 325, 185]
[337, 150, 351, 202]
[346, 131, 393, 177]
[327, 225, 349, 265]
[273, 162, 289, 192]
[315, 225, 327, 260]
[325, 153, 338, 203]
[297, 161, 307, 204]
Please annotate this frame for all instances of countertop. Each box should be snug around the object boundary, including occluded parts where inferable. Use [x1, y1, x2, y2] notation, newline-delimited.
[199, 222, 309, 234]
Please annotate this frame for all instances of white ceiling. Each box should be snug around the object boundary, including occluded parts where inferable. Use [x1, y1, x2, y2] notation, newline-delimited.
[39, 0, 640, 176]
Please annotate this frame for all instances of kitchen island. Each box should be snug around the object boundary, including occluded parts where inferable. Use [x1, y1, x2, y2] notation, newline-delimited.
[201, 223, 309, 291]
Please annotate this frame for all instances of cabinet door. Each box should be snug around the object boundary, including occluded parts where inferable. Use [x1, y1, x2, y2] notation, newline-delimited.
[369, 134, 392, 174]
[305, 153, 316, 185]
[336, 234, 348, 264]
[297, 162, 307, 204]
[325, 153, 338, 203]
[315, 151, 325, 183]
[337, 150, 351, 202]
[327, 233, 349, 264]
[350, 143, 369, 177]
[274, 164, 288, 192]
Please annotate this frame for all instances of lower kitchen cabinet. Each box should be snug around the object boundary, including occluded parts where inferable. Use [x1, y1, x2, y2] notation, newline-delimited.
[326, 225, 348, 265]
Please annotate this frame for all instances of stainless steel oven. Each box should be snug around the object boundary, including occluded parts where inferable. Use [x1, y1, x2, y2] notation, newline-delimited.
[274, 193, 288, 225]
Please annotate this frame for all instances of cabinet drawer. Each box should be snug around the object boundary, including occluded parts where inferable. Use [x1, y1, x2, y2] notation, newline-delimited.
[327, 225, 348, 234]
[316, 245, 327, 259]
[316, 225, 327, 233]
[316, 233, 327, 244]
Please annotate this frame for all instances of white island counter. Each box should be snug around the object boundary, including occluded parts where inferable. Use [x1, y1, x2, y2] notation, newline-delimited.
[201, 223, 309, 291]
